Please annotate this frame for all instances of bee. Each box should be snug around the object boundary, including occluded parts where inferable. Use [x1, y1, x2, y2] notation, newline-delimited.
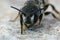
[10, 0, 60, 34]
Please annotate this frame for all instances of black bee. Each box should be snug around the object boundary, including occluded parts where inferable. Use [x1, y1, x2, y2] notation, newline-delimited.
[10, 0, 60, 34]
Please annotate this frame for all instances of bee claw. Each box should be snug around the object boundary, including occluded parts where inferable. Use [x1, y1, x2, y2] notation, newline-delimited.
[37, 24, 42, 28]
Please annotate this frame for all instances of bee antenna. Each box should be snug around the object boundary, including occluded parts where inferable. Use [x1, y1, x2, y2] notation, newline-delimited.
[11, 6, 20, 11]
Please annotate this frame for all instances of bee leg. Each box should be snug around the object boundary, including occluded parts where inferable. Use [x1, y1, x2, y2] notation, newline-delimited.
[44, 12, 60, 21]
[51, 13, 60, 21]
[33, 13, 38, 24]
[20, 13, 24, 34]
[49, 4, 60, 15]
[44, 4, 60, 15]
[38, 14, 43, 27]
[33, 13, 38, 27]
[44, 4, 49, 11]
[44, 12, 51, 16]
[10, 13, 19, 22]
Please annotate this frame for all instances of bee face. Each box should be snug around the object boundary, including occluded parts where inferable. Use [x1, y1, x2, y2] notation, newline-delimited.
[22, 14, 34, 27]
